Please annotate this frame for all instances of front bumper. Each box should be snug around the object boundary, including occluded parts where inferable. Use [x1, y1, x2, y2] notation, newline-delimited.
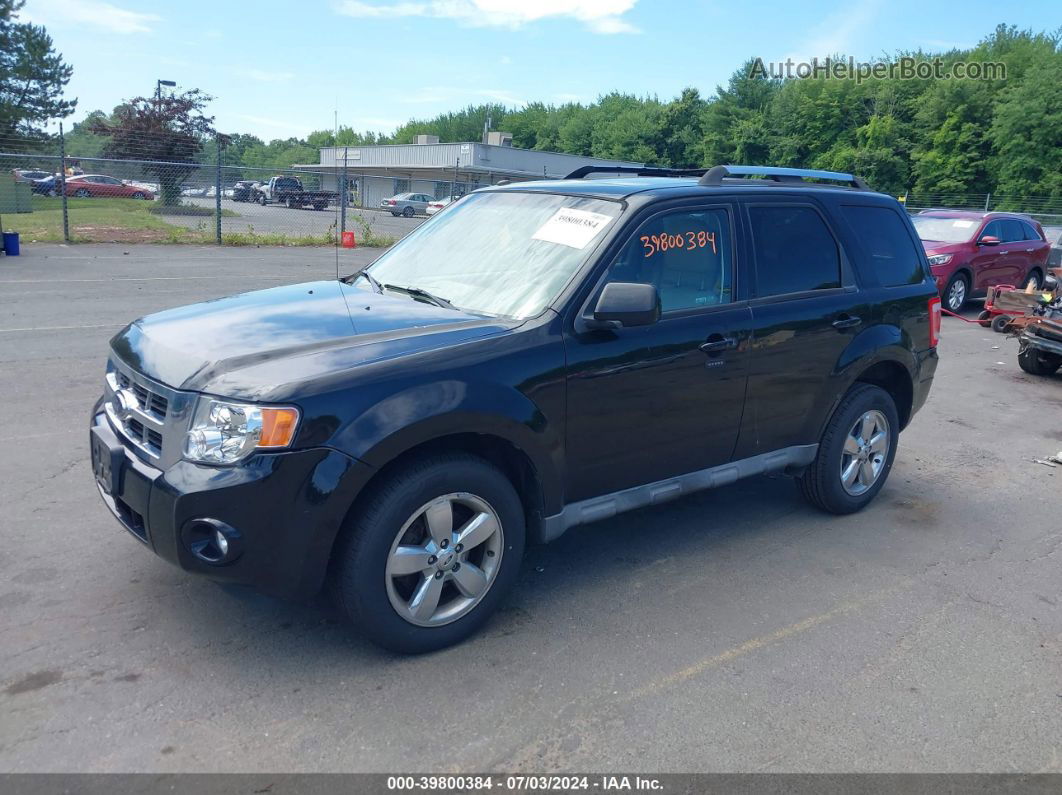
[91, 404, 374, 599]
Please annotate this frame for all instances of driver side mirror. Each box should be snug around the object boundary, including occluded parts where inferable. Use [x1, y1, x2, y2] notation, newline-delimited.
[592, 282, 661, 328]
[978, 235, 1000, 246]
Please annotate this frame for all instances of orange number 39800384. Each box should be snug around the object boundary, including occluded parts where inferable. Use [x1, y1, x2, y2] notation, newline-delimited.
[639, 230, 717, 258]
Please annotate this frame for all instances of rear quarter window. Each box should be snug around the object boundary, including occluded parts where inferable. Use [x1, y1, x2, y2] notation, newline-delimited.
[841, 205, 926, 287]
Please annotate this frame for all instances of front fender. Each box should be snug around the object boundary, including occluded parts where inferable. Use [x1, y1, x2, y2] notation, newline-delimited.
[331, 379, 564, 514]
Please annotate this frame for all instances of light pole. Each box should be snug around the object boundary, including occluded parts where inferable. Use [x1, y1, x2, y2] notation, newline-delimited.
[156, 79, 176, 103]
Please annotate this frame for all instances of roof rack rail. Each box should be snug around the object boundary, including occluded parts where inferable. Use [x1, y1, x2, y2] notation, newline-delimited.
[698, 165, 870, 190]
[565, 165, 708, 180]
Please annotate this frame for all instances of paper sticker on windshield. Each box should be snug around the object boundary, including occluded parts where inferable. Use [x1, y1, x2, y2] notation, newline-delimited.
[532, 208, 613, 249]
[953, 220, 975, 228]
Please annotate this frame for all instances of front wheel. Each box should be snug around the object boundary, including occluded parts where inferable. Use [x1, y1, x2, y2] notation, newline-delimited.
[942, 273, 968, 313]
[1018, 343, 1062, 376]
[259, 194, 267, 206]
[798, 384, 899, 514]
[331, 453, 526, 653]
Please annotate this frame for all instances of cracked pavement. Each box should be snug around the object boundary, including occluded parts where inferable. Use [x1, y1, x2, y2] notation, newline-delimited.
[1, 244, 1060, 772]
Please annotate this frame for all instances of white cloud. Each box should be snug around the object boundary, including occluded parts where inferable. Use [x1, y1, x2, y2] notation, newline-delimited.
[238, 68, 296, 83]
[334, 0, 640, 34]
[400, 85, 527, 107]
[22, 0, 161, 34]
[784, 0, 880, 62]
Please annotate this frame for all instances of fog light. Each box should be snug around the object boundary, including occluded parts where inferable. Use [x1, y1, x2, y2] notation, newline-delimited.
[182, 518, 242, 565]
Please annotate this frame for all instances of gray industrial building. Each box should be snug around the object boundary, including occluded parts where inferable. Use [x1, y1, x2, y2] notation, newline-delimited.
[295, 133, 644, 209]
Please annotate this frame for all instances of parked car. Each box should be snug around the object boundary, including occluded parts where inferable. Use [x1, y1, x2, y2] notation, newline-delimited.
[255, 176, 337, 210]
[912, 210, 1051, 312]
[1042, 226, 1062, 267]
[90, 164, 939, 653]
[382, 192, 432, 217]
[65, 174, 154, 200]
[180, 185, 208, 198]
[232, 180, 257, 202]
[30, 175, 59, 196]
[13, 168, 52, 183]
[425, 196, 455, 215]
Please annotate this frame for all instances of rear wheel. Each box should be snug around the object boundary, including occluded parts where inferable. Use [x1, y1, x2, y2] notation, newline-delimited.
[402, 206, 415, 218]
[798, 384, 899, 514]
[1025, 270, 1043, 290]
[943, 273, 968, 313]
[131, 191, 145, 200]
[991, 314, 1012, 334]
[259, 194, 267, 206]
[1018, 343, 1062, 376]
[331, 453, 525, 653]
[74, 188, 90, 198]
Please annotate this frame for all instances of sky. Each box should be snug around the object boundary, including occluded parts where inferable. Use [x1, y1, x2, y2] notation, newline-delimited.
[19, 0, 1062, 143]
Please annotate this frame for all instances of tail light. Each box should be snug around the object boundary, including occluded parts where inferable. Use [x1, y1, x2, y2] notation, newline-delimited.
[928, 296, 941, 347]
[387, 199, 396, 205]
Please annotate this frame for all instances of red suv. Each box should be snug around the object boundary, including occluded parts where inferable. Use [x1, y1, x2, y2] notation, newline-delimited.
[911, 210, 1050, 313]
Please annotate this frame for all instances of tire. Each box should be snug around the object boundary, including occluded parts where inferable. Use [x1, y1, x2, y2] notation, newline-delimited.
[1024, 270, 1043, 290]
[402, 206, 415, 218]
[331, 453, 526, 653]
[74, 188, 90, 198]
[798, 384, 899, 515]
[314, 203, 326, 211]
[942, 273, 968, 313]
[1018, 343, 1062, 376]
[977, 310, 993, 328]
[990, 314, 1012, 333]
[391, 212, 400, 217]
[131, 192, 145, 200]
[259, 194, 267, 206]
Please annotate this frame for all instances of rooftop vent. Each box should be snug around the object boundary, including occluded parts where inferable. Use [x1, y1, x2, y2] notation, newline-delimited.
[414, 134, 440, 145]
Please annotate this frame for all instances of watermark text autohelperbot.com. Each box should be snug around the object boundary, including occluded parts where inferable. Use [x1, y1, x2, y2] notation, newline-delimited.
[749, 56, 1006, 83]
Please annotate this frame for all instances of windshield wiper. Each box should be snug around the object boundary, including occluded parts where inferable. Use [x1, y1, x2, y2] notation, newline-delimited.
[382, 283, 456, 310]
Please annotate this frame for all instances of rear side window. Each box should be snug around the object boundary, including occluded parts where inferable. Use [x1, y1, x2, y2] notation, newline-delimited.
[1020, 220, 1042, 241]
[841, 205, 926, 286]
[749, 205, 840, 296]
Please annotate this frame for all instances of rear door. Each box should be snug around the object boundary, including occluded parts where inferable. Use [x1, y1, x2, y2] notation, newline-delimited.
[563, 200, 753, 501]
[734, 198, 866, 458]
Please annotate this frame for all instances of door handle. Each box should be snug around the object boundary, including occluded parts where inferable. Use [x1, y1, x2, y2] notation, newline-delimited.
[832, 314, 862, 330]
[999, 250, 1009, 255]
[699, 335, 738, 355]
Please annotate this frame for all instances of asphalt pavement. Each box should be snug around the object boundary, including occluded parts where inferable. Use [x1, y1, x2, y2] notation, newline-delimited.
[1, 244, 1060, 773]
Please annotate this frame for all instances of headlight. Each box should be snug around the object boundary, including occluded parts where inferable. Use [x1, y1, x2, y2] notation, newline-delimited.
[184, 399, 300, 465]
[927, 254, 953, 266]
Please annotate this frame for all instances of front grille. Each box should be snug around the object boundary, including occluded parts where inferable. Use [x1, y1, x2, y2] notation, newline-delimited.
[117, 372, 169, 419]
[105, 361, 184, 464]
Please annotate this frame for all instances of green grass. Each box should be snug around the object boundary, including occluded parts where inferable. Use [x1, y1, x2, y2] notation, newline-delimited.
[6, 196, 390, 246]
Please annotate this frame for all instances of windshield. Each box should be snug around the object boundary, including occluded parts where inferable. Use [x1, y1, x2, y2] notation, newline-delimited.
[362, 191, 622, 318]
[912, 215, 979, 243]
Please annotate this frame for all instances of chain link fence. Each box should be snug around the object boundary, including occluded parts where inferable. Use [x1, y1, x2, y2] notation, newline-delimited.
[902, 192, 1062, 227]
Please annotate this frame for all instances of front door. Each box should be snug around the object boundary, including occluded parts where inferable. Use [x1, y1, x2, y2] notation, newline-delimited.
[563, 203, 752, 502]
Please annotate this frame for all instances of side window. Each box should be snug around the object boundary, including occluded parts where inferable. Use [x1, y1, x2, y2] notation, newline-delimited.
[749, 205, 841, 296]
[841, 205, 925, 286]
[1001, 219, 1026, 243]
[603, 208, 732, 312]
[981, 220, 1003, 241]
[1020, 220, 1041, 241]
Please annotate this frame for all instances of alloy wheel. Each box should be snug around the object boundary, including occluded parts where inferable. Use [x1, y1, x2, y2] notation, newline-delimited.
[946, 278, 966, 311]
[384, 492, 504, 627]
[840, 410, 890, 496]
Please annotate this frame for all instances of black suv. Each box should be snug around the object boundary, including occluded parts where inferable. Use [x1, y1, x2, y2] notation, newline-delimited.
[90, 165, 940, 652]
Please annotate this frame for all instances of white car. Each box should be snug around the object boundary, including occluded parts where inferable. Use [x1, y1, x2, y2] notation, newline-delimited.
[426, 196, 456, 216]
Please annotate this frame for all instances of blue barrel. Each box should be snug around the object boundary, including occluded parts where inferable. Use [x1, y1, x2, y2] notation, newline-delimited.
[2, 231, 19, 256]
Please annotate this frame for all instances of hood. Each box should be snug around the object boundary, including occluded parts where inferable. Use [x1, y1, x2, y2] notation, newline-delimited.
[920, 240, 967, 256]
[111, 279, 515, 400]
